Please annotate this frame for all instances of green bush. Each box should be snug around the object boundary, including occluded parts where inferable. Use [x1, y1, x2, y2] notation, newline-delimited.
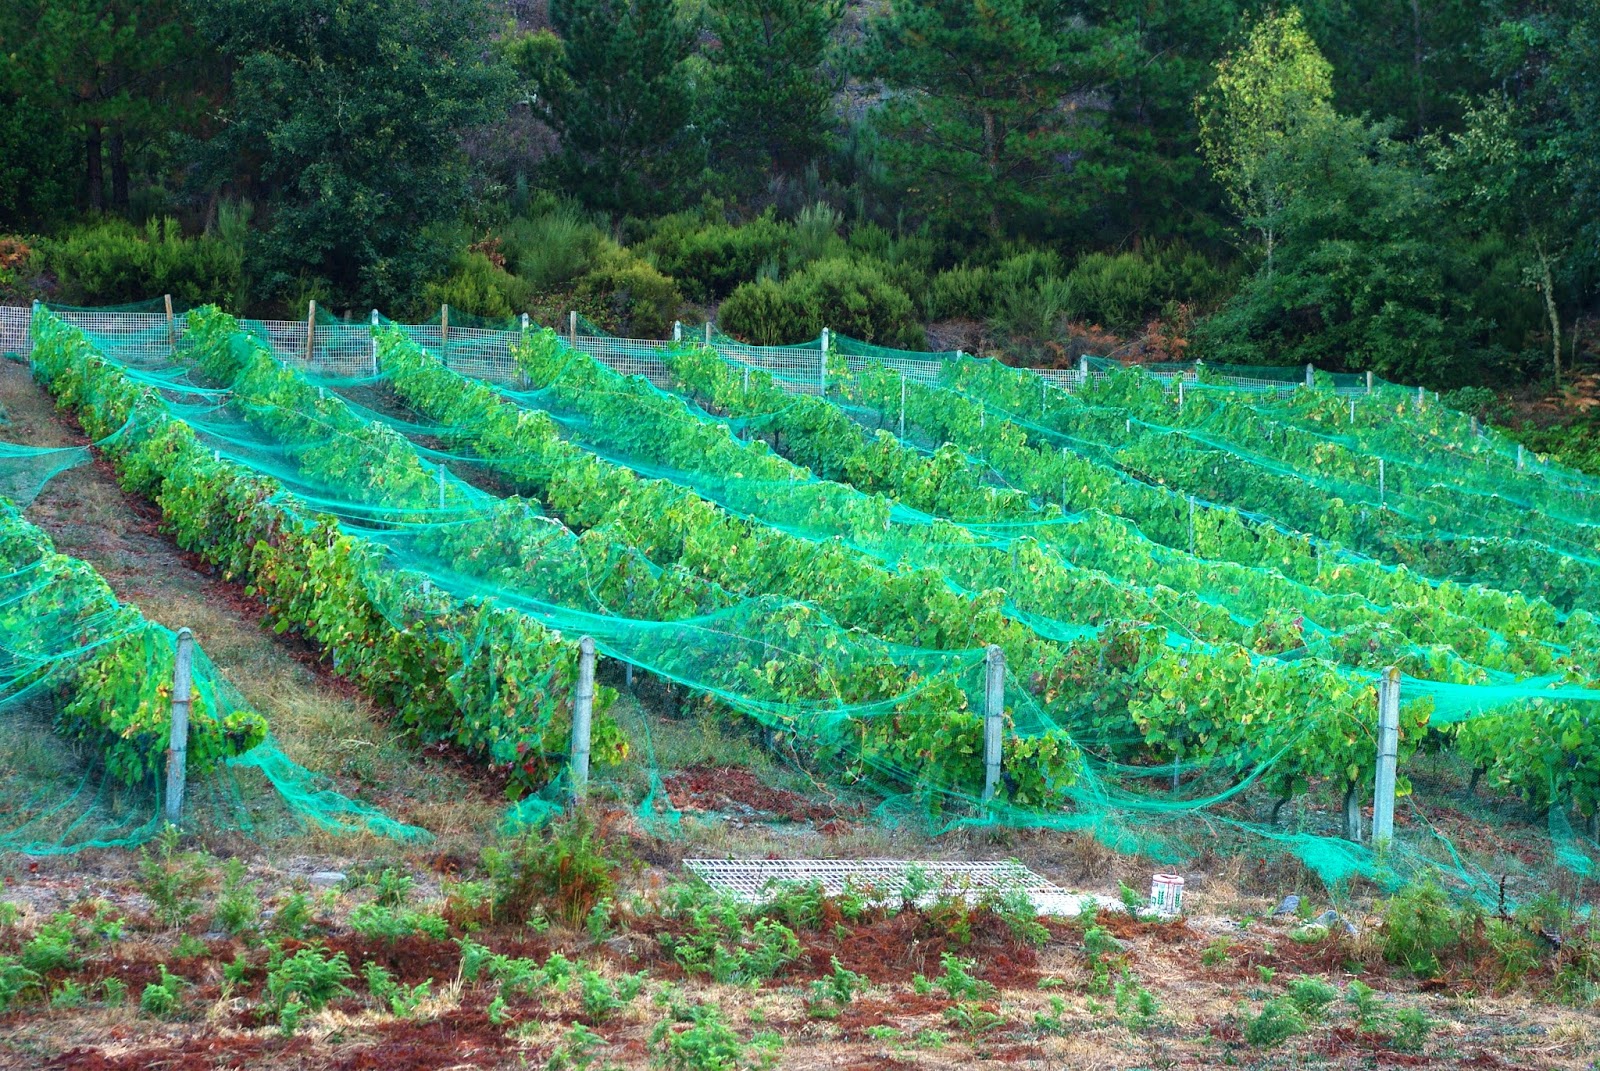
[718, 276, 809, 345]
[925, 265, 994, 321]
[1244, 997, 1304, 1046]
[1064, 245, 1232, 332]
[575, 244, 682, 338]
[1381, 882, 1468, 977]
[498, 205, 602, 292]
[421, 251, 532, 320]
[482, 813, 622, 928]
[645, 211, 790, 301]
[45, 217, 246, 308]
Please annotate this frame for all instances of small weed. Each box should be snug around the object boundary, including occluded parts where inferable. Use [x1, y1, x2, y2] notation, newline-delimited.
[137, 826, 209, 930]
[1345, 980, 1379, 1025]
[1486, 919, 1538, 989]
[270, 891, 315, 939]
[945, 1000, 1005, 1033]
[1381, 881, 1467, 977]
[214, 859, 261, 936]
[1390, 1006, 1431, 1052]
[364, 962, 431, 1018]
[1243, 997, 1303, 1047]
[173, 933, 207, 959]
[934, 952, 997, 1000]
[140, 965, 186, 1018]
[1119, 881, 1145, 913]
[100, 977, 127, 1006]
[1115, 975, 1160, 1031]
[349, 902, 449, 943]
[580, 967, 645, 1022]
[808, 956, 866, 1010]
[1285, 976, 1339, 1019]
[50, 979, 87, 1009]
[373, 868, 415, 907]
[913, 1027, 948, 1049]
[548, 1022, 609, 1069]
[652, 1002, 756, 1071]
[1032, 995, 1069, 1035]
[20, 914, 78, 973]
[1257, 965, 1276, 984]
[986, 886, 1050, 947]
[484, 813, 622, 928]
[265, 944, 354, 1027]
[585, 897, 614, 942]
[1200, 937, 1233, 967]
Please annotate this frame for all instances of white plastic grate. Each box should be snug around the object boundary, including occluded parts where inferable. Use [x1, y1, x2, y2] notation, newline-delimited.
[683, 858, 1117, 917]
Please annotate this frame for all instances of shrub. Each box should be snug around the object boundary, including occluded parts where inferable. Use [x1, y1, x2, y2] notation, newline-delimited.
[421, 251, 532, 320]
[137, 826, 209, 930]
[1381, 882, 1466, 977]
[214, 859, 261, 936]
[925, 265, 994, 321]
[790, 202, 845, 265]
[575, 245, 682, 338]
[266, 945, 354, 1016]
[44, 217, 246, 308]
[718, 277, 808, 345]
[483, 813, 622, 928]
[645, 211, 791, 301]
[1244, 997, 1304, 1047]
[498, 204, 603, 292]
[140, 965, 186, 1018]
[1285, 976, 1339, 1018]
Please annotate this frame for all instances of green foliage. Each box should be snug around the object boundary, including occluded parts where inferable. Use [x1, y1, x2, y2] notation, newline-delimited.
[1390, 1005, 1432, 1052]
[642, 212, 791, 302]
[422, 252, 533, 321]
[214, 859, 262, 936]
[1114, 975, 1160, 1030]
[704, 0, 842, 181]
[1243, 996, 1304, 1047]
[137, 826, 209, 929]
[933, 953, 996, 1001]
[19, 914, 79, 974]
[364, 962, 431, 1018]
[348, 902, 450, 944]
[579, 967, 645, 1022]
[860, 0, 1130, 238]
[266, 944, 354, 1022]
[652, 1001, 757, 1071]
[0, 956, 41, 1011]
[1345, 979, 1378, 1025]
[924, 265, 994, 321]
[139, 965, 186, 1018]
[270, 892, 316, 940]
[1285, 976, 1339, 1018]
[45, 218, 247, 308]
[573, 244, 683, 338]
[546, 0, 699, 219]
[720, 256, 921, 347]
[944, 1000, 1006, 1033]
[1381, 882, 1465, 977]
[1200, 937, 1233, 967]
[192, 0, 509, 308]
[808, 956, 866, 1009]
[498, 205, 604, 294]
[50, 979, 87, 1010]
[100, 977, 127, 1007]
[483, 814, 621, 929]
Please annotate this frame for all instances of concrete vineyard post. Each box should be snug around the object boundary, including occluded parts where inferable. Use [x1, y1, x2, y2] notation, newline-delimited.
[1366, 370, 1374, 393]
[437, 464, 446, 510]
[1373, 667, 1401, 846]
[899, 373, 907, 438]
[1078, 354, 1089, 389]
[1350, 398, 1356, 424]
[1517, 444, 1525, 471]
[164, 294, 176, 351]
[304, 300, 316, 363]
[704, 321, 712, 345]
[673, 321, 682, 342]
[820, 328, 830, 397]
[369, 310, 379, 374]
[440, 304, 450, 367]
[569, 636, 596, 807]
[982, 645, 1005, 804]
[1305, 363, 1314, 389]
[1188, 494, 1197, 555]
[1177, 378, 1185, 410]
[519, 313, 531, 388]
[1379, 459, 1386, 509]
[569, 311, 577, 345]
[163, 628, 195, 826]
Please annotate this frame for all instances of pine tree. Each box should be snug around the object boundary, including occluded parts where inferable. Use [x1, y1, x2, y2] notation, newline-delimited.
[859, 0, 1131, 239]
[546, 0, 700, 220]
[705, 0, 843, 182]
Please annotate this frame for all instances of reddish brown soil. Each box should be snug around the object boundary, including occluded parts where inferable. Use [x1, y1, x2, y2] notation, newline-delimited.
[660, 763, 861, 825]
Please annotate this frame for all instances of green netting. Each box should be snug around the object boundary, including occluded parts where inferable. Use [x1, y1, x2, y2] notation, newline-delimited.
[0, 485, 426, 852]
[24, 301, 1600, 907]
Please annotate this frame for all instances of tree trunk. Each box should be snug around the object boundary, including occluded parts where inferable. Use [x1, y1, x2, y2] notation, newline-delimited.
[109, 124, 130, 210]
[85, 122, 105, 212]
[1343, 781, 1362, 843]
[1536, 242, 1562, 384]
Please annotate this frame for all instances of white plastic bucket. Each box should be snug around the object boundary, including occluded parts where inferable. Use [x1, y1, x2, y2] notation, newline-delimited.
[1149, 873, 1185, 916]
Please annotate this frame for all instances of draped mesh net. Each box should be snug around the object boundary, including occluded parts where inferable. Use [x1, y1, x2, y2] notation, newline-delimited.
[5, 301, 1599, 904]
